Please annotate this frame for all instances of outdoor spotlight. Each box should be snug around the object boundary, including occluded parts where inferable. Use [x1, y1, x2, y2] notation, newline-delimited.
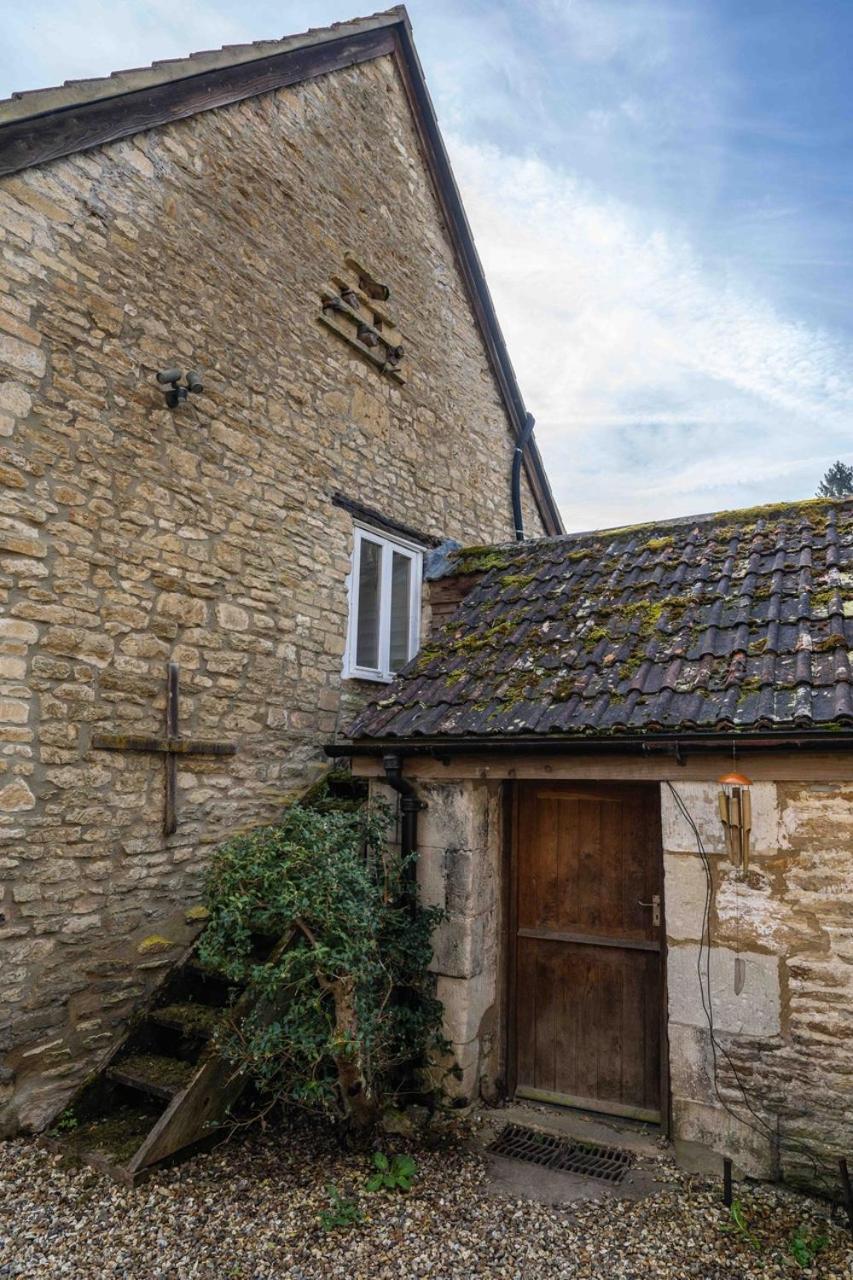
[156, 368, 205, 409]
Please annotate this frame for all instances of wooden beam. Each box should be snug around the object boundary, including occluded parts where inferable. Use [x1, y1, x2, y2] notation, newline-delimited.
[0, 27, 395, 178]
[92, 734, 237, 755]
[517, 926, 660, 953]
[351, 750, 853, 783]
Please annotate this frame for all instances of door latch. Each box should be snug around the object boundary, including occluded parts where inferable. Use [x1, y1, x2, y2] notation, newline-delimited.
[638, 893, 661, 928]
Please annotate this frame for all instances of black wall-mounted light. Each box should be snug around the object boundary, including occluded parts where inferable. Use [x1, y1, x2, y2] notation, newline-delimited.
[157, 368, 204, 408]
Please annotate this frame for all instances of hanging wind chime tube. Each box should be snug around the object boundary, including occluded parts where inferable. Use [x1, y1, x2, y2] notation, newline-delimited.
[717, 770, 752, 876]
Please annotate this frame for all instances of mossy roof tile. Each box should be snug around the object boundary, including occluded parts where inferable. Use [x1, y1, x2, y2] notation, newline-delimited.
[350, 497, 853, 741]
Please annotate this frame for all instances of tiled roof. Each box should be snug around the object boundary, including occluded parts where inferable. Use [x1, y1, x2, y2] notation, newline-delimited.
[349, 498, 853, 741]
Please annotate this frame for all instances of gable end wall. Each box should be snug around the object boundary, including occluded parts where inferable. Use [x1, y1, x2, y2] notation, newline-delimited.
[0, 52, 545, 1132]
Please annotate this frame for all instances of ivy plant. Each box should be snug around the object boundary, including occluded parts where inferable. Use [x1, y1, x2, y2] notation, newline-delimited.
[199, 801, 447, 1131]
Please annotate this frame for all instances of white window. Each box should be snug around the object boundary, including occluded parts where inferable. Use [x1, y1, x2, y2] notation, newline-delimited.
[344, 526, 422, 681]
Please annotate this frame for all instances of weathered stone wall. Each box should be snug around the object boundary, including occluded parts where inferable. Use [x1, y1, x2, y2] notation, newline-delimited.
[0, 52, 546, 1131]
[663, 779, 853, 1187]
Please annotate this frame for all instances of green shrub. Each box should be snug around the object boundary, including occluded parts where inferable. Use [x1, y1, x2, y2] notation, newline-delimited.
[199, 802, 447, 1130]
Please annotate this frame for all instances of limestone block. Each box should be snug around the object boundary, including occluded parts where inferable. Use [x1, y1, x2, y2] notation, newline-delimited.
[215, 602, 250, 631]
[418, 781, 489, 854]
[0, 619, 38, 644]
[715, 865, 781, 950]
[661, 781, 778, 856]
[430, 913, 485, 979]
[663, 852, 708, 941]
[155, 592, 207, 626]
[0, 382, 32, 418]
[668, 1022, 714, 1101]
[0, 780, 35, 811]
[416, 844, 446, 910]
[0, 333, 46, 377]
[672, 1096, 775, 1179]
[436, 968, 496, 1047]
[667, 944, 781, 1037]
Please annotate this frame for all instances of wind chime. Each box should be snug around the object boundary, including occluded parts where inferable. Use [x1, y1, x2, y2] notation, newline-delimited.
[717, 769, 752, 876]
[718, 768, 752, 995]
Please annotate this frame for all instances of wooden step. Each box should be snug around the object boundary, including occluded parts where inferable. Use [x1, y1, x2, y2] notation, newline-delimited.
[49, 1103, 160, 1171]
[108, 1053, 197, 1101]
[150, 1002, 224, 1039]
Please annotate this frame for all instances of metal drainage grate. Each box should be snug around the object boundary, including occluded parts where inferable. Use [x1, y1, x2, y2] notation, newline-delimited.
[487, 1123, 634, 1185]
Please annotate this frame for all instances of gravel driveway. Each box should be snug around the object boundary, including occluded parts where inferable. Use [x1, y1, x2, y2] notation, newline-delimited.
[1, 1123, 850, 1279]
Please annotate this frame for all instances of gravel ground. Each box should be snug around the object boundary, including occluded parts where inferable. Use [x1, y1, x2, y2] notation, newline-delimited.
[1, 1122, 851, 1279]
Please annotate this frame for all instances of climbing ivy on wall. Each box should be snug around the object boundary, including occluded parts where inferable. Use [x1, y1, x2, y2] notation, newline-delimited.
[198, 801, 447, 1131]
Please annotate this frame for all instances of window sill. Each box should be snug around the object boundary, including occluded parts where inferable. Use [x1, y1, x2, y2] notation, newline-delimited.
[343, 670, 395, 685]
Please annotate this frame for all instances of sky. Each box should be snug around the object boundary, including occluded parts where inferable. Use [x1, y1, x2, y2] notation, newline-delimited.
[3, 0, 853, 531]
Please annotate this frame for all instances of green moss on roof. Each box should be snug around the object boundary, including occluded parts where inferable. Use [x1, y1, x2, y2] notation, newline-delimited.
[644, 536, 675, 553]
[814, 632, 847, 652]
[452, 545, 514, 574]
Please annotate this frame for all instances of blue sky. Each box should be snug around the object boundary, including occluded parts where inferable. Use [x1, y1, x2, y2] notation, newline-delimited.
[3, 1, 853, 530]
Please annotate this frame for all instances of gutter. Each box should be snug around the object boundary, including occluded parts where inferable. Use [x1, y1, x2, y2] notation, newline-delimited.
[327, 730, 853, 760]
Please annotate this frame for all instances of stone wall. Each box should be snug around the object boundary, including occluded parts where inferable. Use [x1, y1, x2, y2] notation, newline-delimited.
[662, 779, 853, 1188]
[0, 52, 546, 1132]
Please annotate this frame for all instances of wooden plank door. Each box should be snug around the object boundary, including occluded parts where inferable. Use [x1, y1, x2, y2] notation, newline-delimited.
[512, 781, 664, 1122]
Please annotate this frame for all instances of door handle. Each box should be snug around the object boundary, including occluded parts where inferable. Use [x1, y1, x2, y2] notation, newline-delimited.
[638, 893, 661, 927]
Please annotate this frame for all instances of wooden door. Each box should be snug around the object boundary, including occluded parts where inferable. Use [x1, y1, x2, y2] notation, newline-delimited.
[511, 782, 664, 1122]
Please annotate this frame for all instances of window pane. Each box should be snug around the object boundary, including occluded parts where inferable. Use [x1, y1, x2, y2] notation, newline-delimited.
[356, 538, 382, 669]
[389, 551, 412, 672]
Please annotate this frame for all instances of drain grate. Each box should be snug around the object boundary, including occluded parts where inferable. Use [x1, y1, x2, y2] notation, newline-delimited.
[487, 1123, 634, 1185]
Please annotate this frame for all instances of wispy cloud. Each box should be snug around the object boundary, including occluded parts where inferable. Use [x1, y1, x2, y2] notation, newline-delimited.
[450, 139, 853, 528]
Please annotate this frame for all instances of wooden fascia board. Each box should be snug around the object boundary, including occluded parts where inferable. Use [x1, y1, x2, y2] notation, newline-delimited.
[0, 26, 396, 179]
[347, 749, 853, 783]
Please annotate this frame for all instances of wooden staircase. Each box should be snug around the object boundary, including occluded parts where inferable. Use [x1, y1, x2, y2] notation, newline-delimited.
[46, 768, 367, 1183]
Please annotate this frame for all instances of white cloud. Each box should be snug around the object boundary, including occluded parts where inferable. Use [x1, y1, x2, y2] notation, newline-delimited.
[448, 138, 853, 530]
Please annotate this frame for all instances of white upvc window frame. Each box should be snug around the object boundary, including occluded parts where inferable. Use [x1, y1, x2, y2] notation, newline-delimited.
[344, 524, 423, 682]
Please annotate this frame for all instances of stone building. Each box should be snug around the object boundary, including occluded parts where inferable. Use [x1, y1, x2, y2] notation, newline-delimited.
[345, 500, 853, 1190]
[0, 9, 562, 1133]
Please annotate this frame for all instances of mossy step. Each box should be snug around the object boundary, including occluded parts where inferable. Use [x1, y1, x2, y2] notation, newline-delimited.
[150, 1002, 223, 1038]
[108, 1052, 197, 1101]
[48, 1103, 159, 1167]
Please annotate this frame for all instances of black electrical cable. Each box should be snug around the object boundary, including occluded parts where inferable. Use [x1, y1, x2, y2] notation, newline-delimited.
[665, 782, 838, 1201]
